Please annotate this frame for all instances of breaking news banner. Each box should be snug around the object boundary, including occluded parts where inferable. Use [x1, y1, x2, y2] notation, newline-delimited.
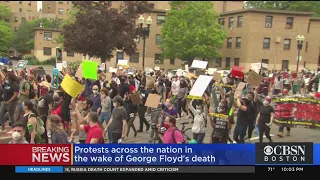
[0, 144, 319, 173]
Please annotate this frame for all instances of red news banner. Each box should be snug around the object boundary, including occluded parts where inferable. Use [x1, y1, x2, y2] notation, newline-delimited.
[273, 96, 320, 129]
[0, 144, 72, 165]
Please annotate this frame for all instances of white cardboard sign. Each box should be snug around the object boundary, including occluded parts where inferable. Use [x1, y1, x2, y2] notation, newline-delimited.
[191, 60, 208, 69]
[189, 75, 213, 97]
[117, 60, 128, 66]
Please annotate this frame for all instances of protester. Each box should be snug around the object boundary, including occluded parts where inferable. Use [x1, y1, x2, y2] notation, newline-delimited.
[8, 122, 28, 144]
[49, 115, 68, 144]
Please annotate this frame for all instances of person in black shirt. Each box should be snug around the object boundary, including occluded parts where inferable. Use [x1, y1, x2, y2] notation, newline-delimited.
[256, 96, 274, 143]
[0, 74, 20, 132]
[211, 102, 231, 143]
[125, 93, 138, 139]
[119, 76, 130, 98]
[233, 96, 250, 143]
[245, 92, 257, 141]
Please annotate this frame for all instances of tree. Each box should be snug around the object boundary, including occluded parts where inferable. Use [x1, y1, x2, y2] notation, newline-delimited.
[11, 18, 61, 54]
[0, 4, 12, 57]
[56, 7, 80, 45]
[160, 1, 227, 64]
[244, 1, 320, 17]
[61, 1, 154, 62]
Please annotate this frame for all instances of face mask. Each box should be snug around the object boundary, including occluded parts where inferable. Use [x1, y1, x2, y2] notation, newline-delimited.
[53, 96, 59, 101]
[5, 80, 9, 84]
[93, 90, 98, 95]
[12, 132, 22, 141]
[164, 123, 170, 129]
[113, 102, 117, 107]
[196, 109, 201, 114]
[263, 101, 270, 106]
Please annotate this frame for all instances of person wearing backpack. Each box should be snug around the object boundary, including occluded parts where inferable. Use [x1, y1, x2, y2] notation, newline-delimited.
[162, 116, 184, 144]
[22, 99, 45, 144]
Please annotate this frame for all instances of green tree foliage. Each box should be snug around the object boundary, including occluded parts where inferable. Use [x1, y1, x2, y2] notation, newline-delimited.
[0, 4, 12, 57]
[56, 7, 80, 45]
[11, 18, 61, 54]
[160, 1, 227, 63]
[61, 1, 154, 62]
[244, 1, 320, 17]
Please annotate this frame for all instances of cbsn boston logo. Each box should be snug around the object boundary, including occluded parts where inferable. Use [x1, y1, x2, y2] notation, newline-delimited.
[255, 143, 313, 164]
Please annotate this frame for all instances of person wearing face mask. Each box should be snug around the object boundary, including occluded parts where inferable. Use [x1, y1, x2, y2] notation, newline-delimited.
[0, 74, 20, 133]
[161, 99, 178, 127]
[256, 96, 274, 143]
[189, 100, 207, 143]
[233, 95, 250, 144]
[99, 88, 112, 142]
[211, 102, 231, 143]
[76, 112, 103, 144]
[89, 85, 101, 113]
[161, 116, 184, 144]
[74, 98, 93, 144]
[104, 95, 127, 143]
[244, 92, 257, 142]
[9, 122, 28, 144]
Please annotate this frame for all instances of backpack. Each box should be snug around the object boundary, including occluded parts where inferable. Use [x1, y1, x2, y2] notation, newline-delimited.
[25, 82, 36, 99]
[28, 113, 45, 135]
[172, 128, 186, 144]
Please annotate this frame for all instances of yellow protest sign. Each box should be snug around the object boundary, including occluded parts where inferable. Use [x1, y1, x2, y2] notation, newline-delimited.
[61, 74, 84, 98]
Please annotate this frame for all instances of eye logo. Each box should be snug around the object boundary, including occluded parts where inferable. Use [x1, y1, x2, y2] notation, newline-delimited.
[263, 146, 273, 155]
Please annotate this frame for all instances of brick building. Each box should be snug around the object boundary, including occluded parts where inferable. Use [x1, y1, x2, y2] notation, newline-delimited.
[214, 9, 320, 71]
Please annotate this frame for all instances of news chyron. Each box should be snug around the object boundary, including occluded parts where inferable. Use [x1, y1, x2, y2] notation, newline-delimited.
[255, 143, 313, 164]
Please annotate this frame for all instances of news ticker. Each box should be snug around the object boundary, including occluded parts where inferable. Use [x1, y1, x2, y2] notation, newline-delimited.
[1, 143, 320, 166]
[12, 165, 320, 173]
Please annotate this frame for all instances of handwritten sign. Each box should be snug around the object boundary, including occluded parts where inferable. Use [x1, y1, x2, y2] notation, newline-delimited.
[82, 60, 98, 80]
[189, 75, 213, 97]
[213, 72, 221, 81]
[15, 60, 28, 69]
[118, 60, 128, 66]
[61, 74, 84, 98]
[191, 60, 208, 69]
[75, 63, 83, 80]
[247, 70, 263, 86]
[234, 82, 246, 98]
[145, 94, 161, 108]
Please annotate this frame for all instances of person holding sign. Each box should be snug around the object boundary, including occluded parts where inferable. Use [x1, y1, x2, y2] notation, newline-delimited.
[233, 95, 250, 144]
[189, 99, 207, 143]
[210, 102, 230, 143]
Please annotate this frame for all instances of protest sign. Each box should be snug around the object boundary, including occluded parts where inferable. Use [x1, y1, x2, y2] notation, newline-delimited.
[213, 72, 221, 81]
[154, 66, 160, 71]
[272, 96, 320, 129]
[185, 65, 189, 72]
[247, 70, 263, 86]
[32, 69, 46, 77]
[208, 68, 217, 75]
[101, 63, 106, 71]
[231, 66, 244, 78]
[82, 60, 98, 80]
[189, 75, 213, 97]
[61, 74, 84, 98]
[75, 63, 83, 79]
[62, 61, 68, 68]
[109, 67, 117, 73]
[118, 60, 128, 66]
[56, 63, 63, 71]
[130, 93, 143, 105]
[145, 94, 161, 108]
[191, 60, 208, 69]
[15, 60, 28, 69]
[146, 75, 155, 89]
[234, 82, 246, 98]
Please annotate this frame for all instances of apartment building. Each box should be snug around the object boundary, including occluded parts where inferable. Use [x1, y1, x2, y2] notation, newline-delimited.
[212, 9, 320, 71]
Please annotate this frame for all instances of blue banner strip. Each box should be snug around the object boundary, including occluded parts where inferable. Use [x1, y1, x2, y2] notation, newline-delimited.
[73, 144, 255, 166]
[314, 144, 320, 165]
[15, 166, 63, 173]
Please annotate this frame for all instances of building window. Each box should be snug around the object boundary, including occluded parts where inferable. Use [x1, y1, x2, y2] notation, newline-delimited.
[58, 1, 63, 4]
[19, 1, 22, 4]
[305, 42, 308, 52]
[14, 17, 18, 23]
[227, 37, 232, 48]
[155, 54, 164, 64]
[116, 51, 124, 62]
[155, 34, 163, 45]
[5, 17, 9, 22]
[219, 18, 225, 26]
[282, 60, 289, 70]
[215, 58, 222, 68]
[58, 8, 64, 15]
[66, 51, 74, 57]
[157, 15, 165, 25]
[14, 27, 18, 32]
[265, 16, 273, 28]
[283, 39, 291, 50]
[228, 17, 234, 28]
[21, 17, 26, 22]
[43, 47, 52, 56]
[286, 17, 293, 29]
[19, 8, 22, 12]
[129, 53, 139, 63]
[237, 16, 243, 27]
[28, 1, 31, 6]
[262, 59, 269, 64]
[225, 58, 231, 68]
[235, 37, 241, 48]
[44, 32, 52, 40]
[234, 58, 240, 66]
[263, 38, 271, 49]
[170, 59, 175, 65]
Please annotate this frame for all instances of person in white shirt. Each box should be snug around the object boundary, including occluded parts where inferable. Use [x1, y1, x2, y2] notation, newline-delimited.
[170, 76, 180, 109]
[189, 100, 207, 143]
